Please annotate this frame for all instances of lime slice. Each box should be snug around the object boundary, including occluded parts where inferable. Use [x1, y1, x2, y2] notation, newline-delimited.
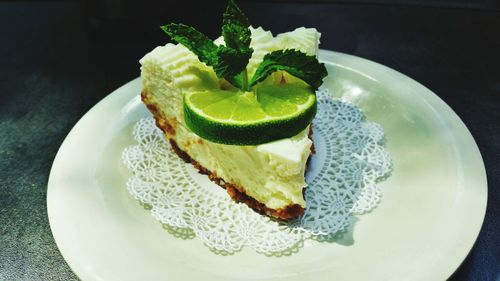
[183, 83, 316, 145]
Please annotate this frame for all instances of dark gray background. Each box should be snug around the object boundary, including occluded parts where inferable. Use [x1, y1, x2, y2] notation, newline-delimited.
[0, 1, 499, 280]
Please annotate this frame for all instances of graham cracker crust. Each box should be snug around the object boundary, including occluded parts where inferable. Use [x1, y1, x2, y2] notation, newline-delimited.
[141, 90, 308, 220]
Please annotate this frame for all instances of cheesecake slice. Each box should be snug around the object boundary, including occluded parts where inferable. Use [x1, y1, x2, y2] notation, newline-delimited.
[140, 27, 321, 220]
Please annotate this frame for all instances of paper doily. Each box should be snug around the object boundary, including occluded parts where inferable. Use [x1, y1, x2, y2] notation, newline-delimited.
[122, 89, 392, 255]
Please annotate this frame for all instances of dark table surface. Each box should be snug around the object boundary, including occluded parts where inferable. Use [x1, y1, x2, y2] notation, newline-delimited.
[0, 1, 499, 280]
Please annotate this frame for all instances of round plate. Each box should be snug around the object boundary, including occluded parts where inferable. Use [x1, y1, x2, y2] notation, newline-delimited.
[48, 50, 487, 281]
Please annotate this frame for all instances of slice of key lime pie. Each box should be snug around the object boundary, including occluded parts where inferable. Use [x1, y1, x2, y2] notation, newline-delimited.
[140, 0, 327, 220]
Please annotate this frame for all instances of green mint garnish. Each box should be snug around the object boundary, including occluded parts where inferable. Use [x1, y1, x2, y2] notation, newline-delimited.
[160, 23, 247, 88]
[249, 49, 327, 90]
[160, 0, 327, 91]
[222, 0, 252, 53]
[222, 0, 253, 89]
[160, 23, 219, 67]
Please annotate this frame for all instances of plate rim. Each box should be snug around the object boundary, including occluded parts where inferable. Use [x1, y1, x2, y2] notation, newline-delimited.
[47, 49, 488, 281]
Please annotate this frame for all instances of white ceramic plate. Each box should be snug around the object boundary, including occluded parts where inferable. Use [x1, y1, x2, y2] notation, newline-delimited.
[48, 50, 487, 281]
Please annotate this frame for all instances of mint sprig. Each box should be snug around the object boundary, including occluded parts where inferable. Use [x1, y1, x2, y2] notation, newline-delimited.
[249, 49, 327, 90]
[160, 0, 327, 91]
[161, 0, 252, 89]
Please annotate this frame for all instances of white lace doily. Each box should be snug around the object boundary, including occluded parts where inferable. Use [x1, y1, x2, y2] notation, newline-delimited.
[122, 89, 392, 255]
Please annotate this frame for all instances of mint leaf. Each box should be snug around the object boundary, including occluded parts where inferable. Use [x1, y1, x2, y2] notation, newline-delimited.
[222, 0, 253, 89]
[161, 23, 218, 67]
[249, 49, 328, 90]
[161, 23, 244, 88]
[214, 46, 247, 88]
[222, 0, 252, 52]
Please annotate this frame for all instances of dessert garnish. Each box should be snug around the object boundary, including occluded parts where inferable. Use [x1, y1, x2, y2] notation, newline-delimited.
[161, 0, 327, 145]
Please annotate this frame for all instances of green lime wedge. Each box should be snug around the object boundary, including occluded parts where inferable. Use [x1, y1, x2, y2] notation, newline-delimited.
[183, 83, 316, 145]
